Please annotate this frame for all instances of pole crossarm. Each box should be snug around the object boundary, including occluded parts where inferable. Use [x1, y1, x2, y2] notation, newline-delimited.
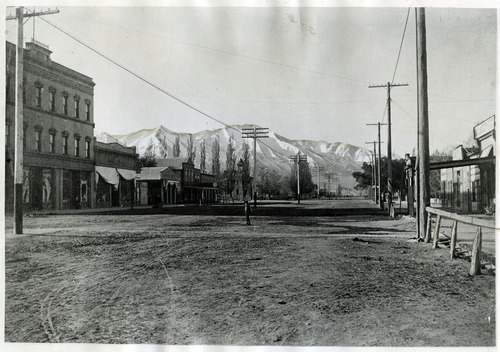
[6, 8, 59, 21]
[241, 127, 269, 208]
[368, 82, 409, 217]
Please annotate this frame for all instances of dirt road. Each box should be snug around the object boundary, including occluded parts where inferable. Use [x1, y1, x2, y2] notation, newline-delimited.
[3, 201, 496, 347]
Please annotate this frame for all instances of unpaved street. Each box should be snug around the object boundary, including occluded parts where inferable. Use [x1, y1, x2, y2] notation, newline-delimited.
[3, 201, 496, 347]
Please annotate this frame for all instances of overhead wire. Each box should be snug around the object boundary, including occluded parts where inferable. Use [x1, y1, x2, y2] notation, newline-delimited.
[33, 10, 298, 161]
[380, 7, 411, 125]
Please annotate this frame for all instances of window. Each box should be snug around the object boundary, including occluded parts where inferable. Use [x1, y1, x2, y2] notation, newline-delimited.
[74, 135, 80, 156]
[62, 92, 68, 115]
[85, 138, 91, 159]
[23, 125, 28, 149]
[34, 126, 43, 152]
[5, 119, 10, 147]
[74, 96, 80, 118]
[35, 85, 42, 107]
[62, 132, 69, 155]
[85, 100, 91, 121]
[49, 88, 56, 111]
[49, 129, 56, 153]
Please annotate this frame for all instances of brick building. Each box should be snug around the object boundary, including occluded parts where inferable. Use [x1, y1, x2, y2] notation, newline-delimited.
[94, 141, 139, 208]
[156, 157, 217, 204]
[5, 41, 96, 211]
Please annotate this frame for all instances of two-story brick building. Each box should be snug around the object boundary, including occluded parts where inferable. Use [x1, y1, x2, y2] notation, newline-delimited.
[94, 141, 139, 208]
[5, 41, 96, 211]
[156, 157, 217, 204]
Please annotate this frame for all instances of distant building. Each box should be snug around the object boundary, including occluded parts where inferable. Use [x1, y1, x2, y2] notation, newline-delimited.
[156, 157, 217, 204]
[437, 115, 495, 213]
[94, 141, 139, 208]
[5, 41, 95, 211]
[136, 166, 180, 206]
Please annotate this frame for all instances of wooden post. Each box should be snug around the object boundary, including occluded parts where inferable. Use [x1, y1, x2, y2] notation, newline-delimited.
[417, 8, 431, 241]
[424, 212, 432, 243]
[449, 221, 458, 259]
[469, 227, 482, 276]
[432, 215, 441, 249]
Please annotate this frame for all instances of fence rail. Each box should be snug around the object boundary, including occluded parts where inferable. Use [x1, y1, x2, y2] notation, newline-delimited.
[425, 207, 496, 276]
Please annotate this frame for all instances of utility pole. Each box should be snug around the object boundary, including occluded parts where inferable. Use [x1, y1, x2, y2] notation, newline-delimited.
[416, 8, 430, 241]
[7, 6, 59, 234]
[369, 82, 408, 217]
[242, 127, 268, 208]
[289, 152, 307, 204]
[365, 141, 378, 203]
[313, 165, 324, 197]
[367, 122, 386, 209]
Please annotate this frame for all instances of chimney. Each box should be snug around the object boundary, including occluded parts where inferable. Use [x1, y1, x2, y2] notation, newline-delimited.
[26, 40, 52, 63]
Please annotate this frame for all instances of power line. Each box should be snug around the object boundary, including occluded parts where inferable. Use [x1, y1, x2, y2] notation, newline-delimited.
[32, 11, 317, 164]
[391, 8, 411, 84]
[38, 15, 234, 131]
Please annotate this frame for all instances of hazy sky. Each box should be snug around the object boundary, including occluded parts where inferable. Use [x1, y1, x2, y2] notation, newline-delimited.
[4, 4, 496, 157]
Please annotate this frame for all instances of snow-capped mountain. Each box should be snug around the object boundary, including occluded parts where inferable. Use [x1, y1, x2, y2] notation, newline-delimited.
[97, 125, 372, 189]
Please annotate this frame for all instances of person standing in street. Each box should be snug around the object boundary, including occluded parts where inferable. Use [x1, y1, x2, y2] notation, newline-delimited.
[244, 200, 251, 225]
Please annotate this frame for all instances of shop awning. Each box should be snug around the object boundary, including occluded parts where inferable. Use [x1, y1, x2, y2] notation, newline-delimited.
[95, 166, 120, 187]
[117, 168, 137, 181]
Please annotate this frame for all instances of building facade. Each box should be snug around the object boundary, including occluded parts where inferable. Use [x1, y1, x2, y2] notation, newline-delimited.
[439, 115, 495, 213]
[94, 141, 139, 208]
[136, 166, 180, 206]
[5, 41, 96, 212]
[156, 157, 217, 204]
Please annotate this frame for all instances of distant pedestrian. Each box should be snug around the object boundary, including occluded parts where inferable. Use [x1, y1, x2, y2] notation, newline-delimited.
[244, 200, 251, 225]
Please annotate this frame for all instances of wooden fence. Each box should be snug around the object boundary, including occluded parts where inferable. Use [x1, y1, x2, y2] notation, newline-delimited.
[425, 207, 496, 276]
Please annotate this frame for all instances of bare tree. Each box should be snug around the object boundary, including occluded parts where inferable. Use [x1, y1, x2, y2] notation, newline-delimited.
[241, 142, 252, 197]
[187, 134, 196, 163]
[224, 137, 237, 200]
[200, 140, 206, 173]
[173, 135, 181, 157]
[211, 137, 220, 177]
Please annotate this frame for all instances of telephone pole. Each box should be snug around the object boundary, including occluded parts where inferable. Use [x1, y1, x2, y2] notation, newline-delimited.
[7, 6, 59, 234]
[367, 122, 386, 209]
[369, 82, 408, 217]
[289, 152, 307, 204]
[365, 141, 378, 203]
[313, 165, 324, 197]
[416, 8, 430, 241]
[242, 127, 268, 208]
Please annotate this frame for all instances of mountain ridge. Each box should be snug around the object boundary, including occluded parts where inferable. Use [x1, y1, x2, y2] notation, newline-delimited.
[97, 125, 372, 190]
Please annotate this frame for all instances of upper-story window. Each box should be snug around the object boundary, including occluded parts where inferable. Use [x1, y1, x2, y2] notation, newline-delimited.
[49, 129, 56, 153]
[22, 79, 26, 104]
[35, 82, 43, 108]
[49, 87, 56, 111]
[23, 124, 28, 149]
[5, 118, 11, 147]
[74, 95, 80, 119]
[62, 131, 69, 155]
[85, 138, 91, 159]
[34, 125, 43, 152]
[62, 92, 68, 115]
[85, 100, 91, 121]
[74, 134, 80, 157]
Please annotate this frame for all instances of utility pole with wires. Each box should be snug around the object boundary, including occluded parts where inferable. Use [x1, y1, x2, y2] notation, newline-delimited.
[6, 6, 59, 234]
[324, 172, 334, 200]
[312, 165, 324, 197]
[367, 122, 386, 209]
[289, 152, 307, 204]
[242, 127, 268, 208]
[365, 141, 378, 204]
[369, 82, 408, 217]
[416, 8, 430, 241]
